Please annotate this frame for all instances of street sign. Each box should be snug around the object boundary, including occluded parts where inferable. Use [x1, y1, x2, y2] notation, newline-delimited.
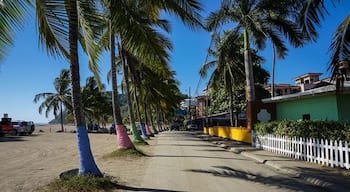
[175, 109, 187, 116]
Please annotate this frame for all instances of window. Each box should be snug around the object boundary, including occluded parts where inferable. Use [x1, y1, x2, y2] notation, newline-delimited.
[302, 114, 310, 121]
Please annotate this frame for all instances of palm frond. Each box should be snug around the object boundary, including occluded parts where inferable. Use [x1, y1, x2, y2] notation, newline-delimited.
[0, 0, 31, 62]
[146, 0, 203, 30]
[328, 14, 350, 79]
[297, 0, 340, 41]
[77, 0, 104, 89]
[35, 0, 69, 58]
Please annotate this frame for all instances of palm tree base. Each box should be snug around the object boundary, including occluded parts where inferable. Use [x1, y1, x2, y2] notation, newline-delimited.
[133, 139, 149, 145]
[76, 126, 103, 177]
[116, 125, 135, 149]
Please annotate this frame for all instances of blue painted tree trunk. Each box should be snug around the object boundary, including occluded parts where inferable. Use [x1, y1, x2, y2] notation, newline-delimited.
[76, 126, 102, 176]
[140, 123, 149, 139]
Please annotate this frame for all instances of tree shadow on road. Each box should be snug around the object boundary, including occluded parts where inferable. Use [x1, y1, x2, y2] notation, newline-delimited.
[112, 184, 185, 192]
[156, 144, 217, 148]
[150, 154, 246, 161]
[185, 166, 327, 192]
[0, 136, 26, 142]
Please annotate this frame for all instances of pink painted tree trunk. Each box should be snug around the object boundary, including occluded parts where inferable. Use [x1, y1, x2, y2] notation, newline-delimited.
[116, 124, 134, 149]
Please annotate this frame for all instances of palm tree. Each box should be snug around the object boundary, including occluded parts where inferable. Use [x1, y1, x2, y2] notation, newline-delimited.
[103, 0, 203, 144]
[206, 0, 306, 130]
[120, 47, 146, 143]
[34, 69, 71, 132]
[295, 1, 349, 84]
[81, 76, 111, 126]
[0, 0, 30, 62]
[101, 0, 203, 147]
[35, 0, 102, 176]
[200, 31, 264, 126]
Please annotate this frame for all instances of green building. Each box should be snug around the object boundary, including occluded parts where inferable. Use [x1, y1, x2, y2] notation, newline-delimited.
[262, 85, 350, 121]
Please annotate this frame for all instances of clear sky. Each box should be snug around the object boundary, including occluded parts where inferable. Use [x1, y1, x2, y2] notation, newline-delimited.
[0, 1, 349, 124]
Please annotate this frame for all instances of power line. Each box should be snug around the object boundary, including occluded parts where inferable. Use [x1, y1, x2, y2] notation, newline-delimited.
[195, 30, 218, 96]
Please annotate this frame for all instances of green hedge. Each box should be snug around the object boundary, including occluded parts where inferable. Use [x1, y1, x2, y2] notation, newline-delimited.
[255, 120, 350, 142]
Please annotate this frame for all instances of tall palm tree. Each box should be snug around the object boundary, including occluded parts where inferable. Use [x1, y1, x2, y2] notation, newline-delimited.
[120, 47, 146, 143]
[200, 31, 264, 126]
[34, 69, 71, 132]
[0, 0, 30, 62]
[35, 0, 102, 176]
[105, 0, 203, 143]
[206, 0, 306, 130]
[101, 0, 203, 148]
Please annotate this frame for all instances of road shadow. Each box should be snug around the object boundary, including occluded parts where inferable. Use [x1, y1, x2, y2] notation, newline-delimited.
[112, 183, 185, 192]
[185, 166, 327, 192]
[0, 136, 26, 142]
[293, 166, 350, 189]
[150, 154, 246, 161]
[197, 149, 228, 152]
[156, 144, 217, 148]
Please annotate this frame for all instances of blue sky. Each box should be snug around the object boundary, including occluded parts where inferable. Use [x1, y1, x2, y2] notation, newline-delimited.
[0, 1, 349, 124]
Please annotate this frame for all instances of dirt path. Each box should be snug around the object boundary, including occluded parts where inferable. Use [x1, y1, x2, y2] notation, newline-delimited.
[0, 125, 155, 192]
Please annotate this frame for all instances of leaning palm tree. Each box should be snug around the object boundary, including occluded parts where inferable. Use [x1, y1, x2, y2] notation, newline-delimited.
[206, 0, 306, 130]
[328, 16, 350, 88]
[0, 0, 30, 63]
[104, 0, 203, 143]
[35, 0, 103, 176]
[34, 69, 71, 132]
[295, 0, 349, 85]
[101, 0, 203, 148]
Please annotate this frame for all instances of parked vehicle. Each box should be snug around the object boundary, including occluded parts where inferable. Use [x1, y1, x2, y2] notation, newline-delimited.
[11, 121, 35, 135]
[109, 124, 115, 134]
[171, 122, 180, 131]
[0, 114, 16, 136]
[187, 124, 199, 131]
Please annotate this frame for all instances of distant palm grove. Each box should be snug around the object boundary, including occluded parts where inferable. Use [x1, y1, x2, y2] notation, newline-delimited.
[1, 0, 349, 177]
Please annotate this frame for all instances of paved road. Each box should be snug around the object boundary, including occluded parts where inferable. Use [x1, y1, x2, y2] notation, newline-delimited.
[139, 131, 325, 192]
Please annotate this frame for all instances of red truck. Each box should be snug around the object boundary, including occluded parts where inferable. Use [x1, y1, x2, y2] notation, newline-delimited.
[0, 114, 15, 136]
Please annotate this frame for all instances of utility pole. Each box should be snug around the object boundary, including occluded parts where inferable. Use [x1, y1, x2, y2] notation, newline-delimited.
[188, 87, 191, 123]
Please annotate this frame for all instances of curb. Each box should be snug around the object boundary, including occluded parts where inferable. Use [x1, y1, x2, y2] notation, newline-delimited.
[197, 134, 349, 191]
[237, 148, 343, 191]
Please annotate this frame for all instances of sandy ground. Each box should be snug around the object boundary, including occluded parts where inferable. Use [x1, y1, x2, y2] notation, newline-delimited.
[0, 124, 156, 192]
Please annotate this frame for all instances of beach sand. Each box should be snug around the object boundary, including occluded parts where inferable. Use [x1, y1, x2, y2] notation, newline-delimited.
[0, 124, 155, 191]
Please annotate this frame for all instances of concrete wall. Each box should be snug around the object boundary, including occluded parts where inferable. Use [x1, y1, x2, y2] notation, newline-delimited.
[276, 94, 339, 121]
[203, 127, 251, 143]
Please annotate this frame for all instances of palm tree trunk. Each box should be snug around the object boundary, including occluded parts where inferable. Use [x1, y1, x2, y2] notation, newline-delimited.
[67, 1, 101, 176]
[110, 23, 134, 149]
[228, 86, 234, 127]
[271, 43, 276, 97]
[132, 84, 149, 138]
[155, 108, 162, 132]
[143, 103, 154, 136]
[119, 46, 144, 143]
[162, 112, 167, 131]
[148, 105, 158, 134]
[60, 102, 64, 132]
[243, 29, 255, 132]
[128, 64, 149, 139]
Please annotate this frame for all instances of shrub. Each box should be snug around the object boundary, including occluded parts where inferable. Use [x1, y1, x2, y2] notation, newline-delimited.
[255, 120, 350, 142]
[41, 174, 115, 192]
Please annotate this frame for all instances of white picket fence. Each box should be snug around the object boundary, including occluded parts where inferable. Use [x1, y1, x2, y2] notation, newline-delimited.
[253, 134, 350, 169]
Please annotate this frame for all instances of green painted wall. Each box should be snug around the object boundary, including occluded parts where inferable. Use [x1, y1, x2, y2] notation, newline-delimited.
[337, 94, 350, 121]
[276, 95, 339, 121]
